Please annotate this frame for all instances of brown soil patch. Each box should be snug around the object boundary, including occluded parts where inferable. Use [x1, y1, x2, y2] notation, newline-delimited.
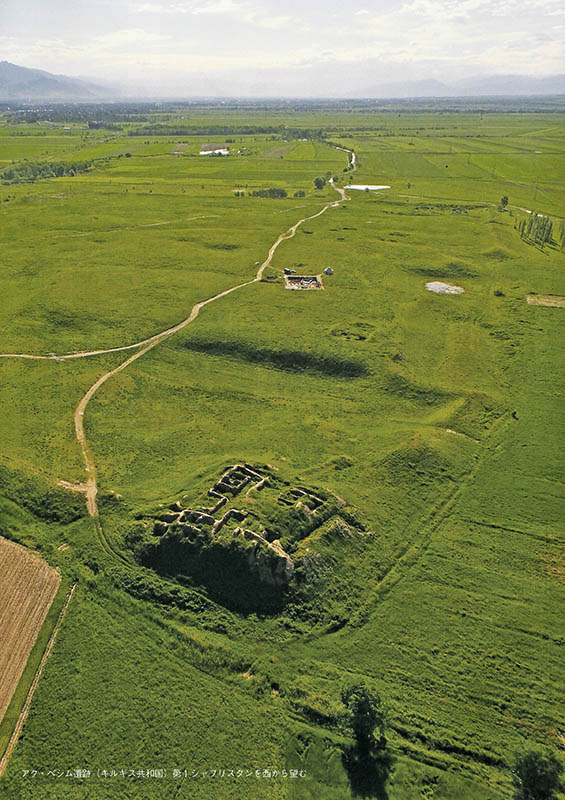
[263, 143, 296, 158]
[284, 274, 323, 290]
[0, 537, 60, 725]
[526, 294, 565, 308]
[539, 552, 565, 585]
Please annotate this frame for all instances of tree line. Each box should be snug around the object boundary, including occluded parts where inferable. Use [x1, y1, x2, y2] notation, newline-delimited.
[128, 125, 281, 137]
[1, 159, 92, 184]
[249, 187, 287, 198]
[516, 212, 557, 248]
[127, 125, 326, 138]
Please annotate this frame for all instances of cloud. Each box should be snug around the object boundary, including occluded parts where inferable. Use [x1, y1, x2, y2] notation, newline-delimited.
[194, 0, 297, 29]
[95, 28, 171, 47]
[130, 0, 298, 28]
[130, 2, 173, 11]
[130, 1, 192, 12]
[3, 0, 563, 92]
[400, 0, 564, 18]
[192, 0, 241, 13]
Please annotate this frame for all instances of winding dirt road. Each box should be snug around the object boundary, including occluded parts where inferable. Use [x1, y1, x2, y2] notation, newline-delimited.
[0, 150, 356, 776]
[0, 181, 351, 367]
[1, 165, 353, 517]
[74, 189, 349, 516]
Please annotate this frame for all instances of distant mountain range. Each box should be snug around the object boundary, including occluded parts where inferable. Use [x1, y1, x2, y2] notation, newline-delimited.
[361, 75, 565, 98]
[0, 61, 564, 101]
[0, 62, 114, 100]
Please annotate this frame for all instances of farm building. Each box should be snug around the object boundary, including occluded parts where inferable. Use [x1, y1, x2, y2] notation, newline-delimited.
[200, 143, 230, 156]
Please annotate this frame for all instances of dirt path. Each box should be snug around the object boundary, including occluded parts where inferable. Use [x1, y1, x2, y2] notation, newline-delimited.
[73, 277, 257, 515]
[394, 194, 564, 220]
[0, 584, 76, 778]
[0, 162, 352, 775]
[1, 214, 218, 248]
[0, 344, 147, 362]
[67, 215, 219, 237]
[65, 178, 351, 516]
[0, 150, 354, 517]
[0, 202, 347, 366]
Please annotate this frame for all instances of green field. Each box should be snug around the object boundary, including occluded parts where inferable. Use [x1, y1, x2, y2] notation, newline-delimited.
[0, 102, 563, 799]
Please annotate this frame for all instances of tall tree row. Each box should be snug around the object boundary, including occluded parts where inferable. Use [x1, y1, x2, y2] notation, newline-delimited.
[516, 212, 554, 248]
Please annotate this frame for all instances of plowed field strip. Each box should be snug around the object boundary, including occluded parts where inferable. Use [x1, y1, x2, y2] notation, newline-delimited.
[0, 538, 61, 725]
[0, 584, 76, 777]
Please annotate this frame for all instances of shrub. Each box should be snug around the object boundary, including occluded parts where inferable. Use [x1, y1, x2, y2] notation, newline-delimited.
[250, 187, 287, 198]
[512, 749, 563, 800]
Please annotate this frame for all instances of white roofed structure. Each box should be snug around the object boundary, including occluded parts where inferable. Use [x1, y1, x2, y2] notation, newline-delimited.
[200, 143, 229, 156]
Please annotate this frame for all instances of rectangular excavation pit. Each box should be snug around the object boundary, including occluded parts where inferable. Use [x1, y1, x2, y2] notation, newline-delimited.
[284, 274, 323, 290]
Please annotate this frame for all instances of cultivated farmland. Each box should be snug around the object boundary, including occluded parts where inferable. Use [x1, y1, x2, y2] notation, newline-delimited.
[0, 537, 60, 726]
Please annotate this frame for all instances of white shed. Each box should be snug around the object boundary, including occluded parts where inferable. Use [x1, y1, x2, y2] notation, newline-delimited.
[200, 143, 230, 156]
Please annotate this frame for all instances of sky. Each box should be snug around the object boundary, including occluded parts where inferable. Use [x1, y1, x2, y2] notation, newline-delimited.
[1, 0, 564, 95]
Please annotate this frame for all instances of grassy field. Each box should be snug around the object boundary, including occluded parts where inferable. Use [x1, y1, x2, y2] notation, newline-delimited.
[0, 103, 563, 800]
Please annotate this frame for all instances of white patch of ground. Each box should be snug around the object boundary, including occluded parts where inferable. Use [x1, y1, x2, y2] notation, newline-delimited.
[526, 294, 565, 308]
[426, 281, 465, 295]
[344, 184, 390, 191]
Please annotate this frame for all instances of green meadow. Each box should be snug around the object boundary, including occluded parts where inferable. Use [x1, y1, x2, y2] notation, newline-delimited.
[0, 103, 563, 800]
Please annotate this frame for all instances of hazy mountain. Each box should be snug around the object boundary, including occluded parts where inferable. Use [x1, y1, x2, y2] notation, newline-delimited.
[0, 62, 115, 100]
[360, 79, 453, 98]
[362, 74, 565, 98]
[454, 74, 565, 95]
[1, 62, 563, 101]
